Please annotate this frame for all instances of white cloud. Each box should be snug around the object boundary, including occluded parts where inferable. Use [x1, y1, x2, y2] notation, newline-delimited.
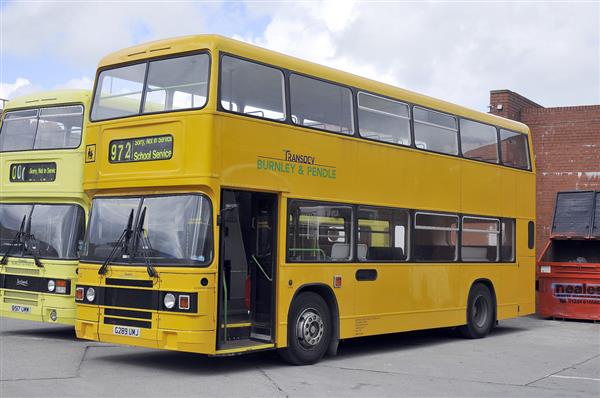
[0, 78, 39, 100]
[242, 1, 600, 110]
[2, 2, 216, 67]
[0, 76, 93, 103]
[3, 1, 598, 111]
[56, 77, 94, 90]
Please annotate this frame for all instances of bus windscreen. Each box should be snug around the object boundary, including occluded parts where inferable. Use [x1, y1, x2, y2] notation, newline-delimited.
[0, 203, 85, 260]
[82, 194, 213, 266]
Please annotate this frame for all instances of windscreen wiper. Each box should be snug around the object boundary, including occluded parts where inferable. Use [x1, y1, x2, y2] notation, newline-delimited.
[131, 207, 157, 278]
[98, 209, 134, 275]
[0, 215, 26, 265]
[23, 215, 43, 268]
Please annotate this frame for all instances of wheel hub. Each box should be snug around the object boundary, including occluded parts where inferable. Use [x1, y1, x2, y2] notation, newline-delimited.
[296, 308, 324, 348]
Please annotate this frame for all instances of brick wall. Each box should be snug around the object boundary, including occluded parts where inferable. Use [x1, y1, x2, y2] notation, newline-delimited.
[489, 90, 600, 257]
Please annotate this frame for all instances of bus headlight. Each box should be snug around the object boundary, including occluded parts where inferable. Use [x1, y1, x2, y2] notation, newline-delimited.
[86, 287, 96, 302]
[164, 293, 176, 309]
[47, 280, 56, 292]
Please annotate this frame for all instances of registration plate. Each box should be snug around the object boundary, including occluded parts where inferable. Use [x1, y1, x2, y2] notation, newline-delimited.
[113, 325, 140, 337]
[11, 305, 31, 313]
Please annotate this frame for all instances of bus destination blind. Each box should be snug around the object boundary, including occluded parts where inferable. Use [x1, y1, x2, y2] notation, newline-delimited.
[109, 135, 173, 163]
[9, 162, 57, 182]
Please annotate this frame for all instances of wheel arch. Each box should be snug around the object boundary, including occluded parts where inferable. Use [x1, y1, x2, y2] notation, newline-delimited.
[290, 283, 340, 356]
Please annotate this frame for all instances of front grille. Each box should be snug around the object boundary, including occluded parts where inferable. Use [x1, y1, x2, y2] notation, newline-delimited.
[106, 278, 153, 288]
[104, 317, 151, 329]
[4, 267, 40, 276]
[4, 289, 39, 306]
[103, 307, 153, 329]
[103, 287, 158, 310]
[104, 308, 152, 320]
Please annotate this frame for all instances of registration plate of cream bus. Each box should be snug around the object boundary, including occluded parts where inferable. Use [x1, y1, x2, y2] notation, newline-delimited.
[113, 325, 140, 337]
[11, 305, 31, 313]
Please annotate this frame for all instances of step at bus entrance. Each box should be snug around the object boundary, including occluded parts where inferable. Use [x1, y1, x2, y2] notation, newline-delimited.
[217, 190, 277, 351]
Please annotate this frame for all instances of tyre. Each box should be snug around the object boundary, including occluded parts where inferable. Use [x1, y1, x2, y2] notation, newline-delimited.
[279, 292, 331, 365]
[458, 283, 495, 339]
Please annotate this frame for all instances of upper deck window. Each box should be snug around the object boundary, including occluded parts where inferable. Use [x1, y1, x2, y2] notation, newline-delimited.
[0, 105, 84, 152]
[220, 56, 285, 121]
[500, 129, 530, 170]
[413, 107, 458, 155]
[91, 53, 210, 121]
[357, 92, 411, 146]
[290, 74, 354, 135]
[144, 55, 209, 113]
[460, 119, 498, 163]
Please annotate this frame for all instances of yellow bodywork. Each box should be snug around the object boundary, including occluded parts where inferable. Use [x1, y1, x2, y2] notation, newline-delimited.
[77, 35, 535, 354]
[0, 90, 91, 325]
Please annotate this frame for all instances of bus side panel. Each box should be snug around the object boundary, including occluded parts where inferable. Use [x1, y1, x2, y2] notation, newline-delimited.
[517, 171, 536, 315]
[517, 219, 536, 316]
[460, 264, 519, 321]
[276, 264, 357, 348]
[461, 161, 502, 217]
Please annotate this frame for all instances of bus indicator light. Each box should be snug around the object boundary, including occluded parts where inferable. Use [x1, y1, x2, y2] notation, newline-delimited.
[179, 295, 190, 310]
[75, 287, 84, 301]
[56, 280, 67, 294]
[333, 275, 342, 288]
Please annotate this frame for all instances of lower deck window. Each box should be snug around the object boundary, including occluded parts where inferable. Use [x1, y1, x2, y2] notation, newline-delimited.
[461, 217, 500, 262]
[413, 212, 458, 262]
[501, 219, 515, 261]
[358, 206, 408, 261]
[287, 201, 353, 262]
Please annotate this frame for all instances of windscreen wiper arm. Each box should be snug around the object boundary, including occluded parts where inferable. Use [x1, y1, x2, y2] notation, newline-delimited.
[0, 215, 26, 265]
[23, 215, 43, 268]
[131, 207, 157, 278]
[98, 209, 134, 275]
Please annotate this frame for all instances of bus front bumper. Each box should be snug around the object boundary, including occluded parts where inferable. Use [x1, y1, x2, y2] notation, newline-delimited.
[76, 318, 215, 354]
[0, 289, 76, 325]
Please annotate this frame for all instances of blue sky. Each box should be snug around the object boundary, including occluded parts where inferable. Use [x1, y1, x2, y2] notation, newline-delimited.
[1, 1, 599, 111]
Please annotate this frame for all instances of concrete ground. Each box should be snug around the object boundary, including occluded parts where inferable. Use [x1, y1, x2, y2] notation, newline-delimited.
[0, 316, 598, 397]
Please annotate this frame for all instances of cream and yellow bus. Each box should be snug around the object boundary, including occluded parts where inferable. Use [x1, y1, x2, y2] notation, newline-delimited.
[0, 90, 90, 325]
[75, 35, 535, 364]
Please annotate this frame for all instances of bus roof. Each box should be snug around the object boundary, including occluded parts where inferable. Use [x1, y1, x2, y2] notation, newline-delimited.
[98, 34, 528, 134]
[4, 89, 91, 111]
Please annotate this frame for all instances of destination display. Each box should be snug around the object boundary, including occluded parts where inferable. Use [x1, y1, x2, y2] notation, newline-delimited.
[109, 134, 173, 163]
[9, 162, 57, 182]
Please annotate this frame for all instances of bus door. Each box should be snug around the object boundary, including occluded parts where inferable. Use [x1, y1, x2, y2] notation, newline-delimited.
[218, 190, 277, 349]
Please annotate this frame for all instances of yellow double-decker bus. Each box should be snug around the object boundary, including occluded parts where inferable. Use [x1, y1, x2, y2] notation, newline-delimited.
[76, 35, 535, 364]
[0, 90, 90, 325]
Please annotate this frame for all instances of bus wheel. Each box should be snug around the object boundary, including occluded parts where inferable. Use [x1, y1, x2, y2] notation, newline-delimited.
[280, 292, 331, 365]
[459, 283, 494, 339]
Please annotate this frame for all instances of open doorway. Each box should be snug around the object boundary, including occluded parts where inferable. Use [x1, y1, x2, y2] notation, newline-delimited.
[217, 190, 277, 350]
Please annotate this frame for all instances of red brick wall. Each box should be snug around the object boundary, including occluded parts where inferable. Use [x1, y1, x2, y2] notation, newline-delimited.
[489, 90, 600, 257]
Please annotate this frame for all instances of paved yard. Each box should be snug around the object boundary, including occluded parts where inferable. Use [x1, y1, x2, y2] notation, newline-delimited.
[0, 316, 598, 397]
